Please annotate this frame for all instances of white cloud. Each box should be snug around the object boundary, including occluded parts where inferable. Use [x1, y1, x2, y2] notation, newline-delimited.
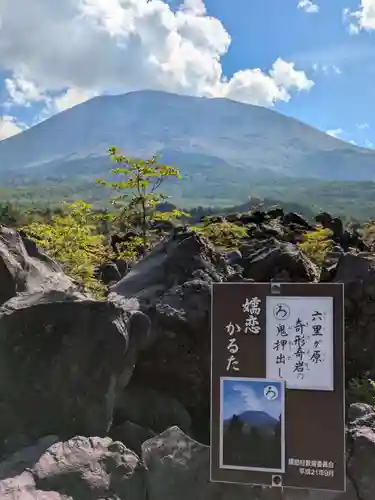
[54, 87, 98, 112]
[233, 384, 264, 412]
[4, 75, 49, 107]
[298, 0, 319, 14]
[0, 115, 25, 140]
[231, 383, 281, 420]
[343, 2, 375, 33]
[180, 0, 206, 16]
[312, 63, 341, 75]
[357, 122, 369, 130]
[327, 128, 343, 138]
[217, 58, 314, 106]
[0, 0, 314, 126]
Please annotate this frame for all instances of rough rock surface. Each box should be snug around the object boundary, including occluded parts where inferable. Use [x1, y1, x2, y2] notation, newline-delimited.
[0, 225, 78, 306]
[0, 435, 144, 500]
[109, 232, 230, 443]
[141, 413, 374, 500]
[239, 237, 318, 282]
[322, 252, 375, 383]
[110, 420, 155, 458]
[2, 408, 372, 500]
[346, 403, 375, 500]
[0, 210, 374, 499]
[109, 229, 318, 443]
[114, 382, 192, 435]
[0, 290, 150, 457]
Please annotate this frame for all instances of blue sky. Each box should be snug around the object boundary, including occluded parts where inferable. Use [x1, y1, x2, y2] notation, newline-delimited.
[222, 378, 283, 421]
[204, 0, 375, 147]
[0, 0, 374, 147]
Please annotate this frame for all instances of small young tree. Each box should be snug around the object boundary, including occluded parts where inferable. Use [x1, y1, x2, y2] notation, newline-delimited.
[21, 200, 108, 297]
[97, 147, 188, 253]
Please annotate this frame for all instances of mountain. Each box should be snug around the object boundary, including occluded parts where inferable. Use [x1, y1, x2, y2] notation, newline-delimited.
[225, 411, 278, 428]
[1, 89, 375, 206]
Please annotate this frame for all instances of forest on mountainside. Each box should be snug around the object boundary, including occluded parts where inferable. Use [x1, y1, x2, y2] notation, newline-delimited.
[1, 174, 375, 221]
[0, 146, 373, 301]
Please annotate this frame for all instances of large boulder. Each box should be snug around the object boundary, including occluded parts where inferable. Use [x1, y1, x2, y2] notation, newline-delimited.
[110, 420, 156, 458]
[346, 403, 375, 500]
[109, 232, 230, 444]
[109, 231, 226, 300]
[327, 254, 375, 383]
[114, 382, 192, 435]
[141, 411, 375, 500]
[0, 435, 145, 500]
[239, 238, 318, 282]
[2, 404, 375, 500]
[0, 225, 78, 306]
[0, 290, 150, 457]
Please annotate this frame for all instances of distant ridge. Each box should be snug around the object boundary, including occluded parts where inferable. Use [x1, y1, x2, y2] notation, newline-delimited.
[224, 410, 278, 428]
[0, 90, 374, 205]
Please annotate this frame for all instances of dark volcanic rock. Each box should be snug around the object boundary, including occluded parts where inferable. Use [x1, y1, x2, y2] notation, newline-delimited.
[315, 211, 332, 227]
[331, 254, 375, 383]
[267, 207, 284, 219]
[0, 225, 77, 306]
[2, 411, 375, 500]
[0, 215, 375, 498]
[109, 231, 225, 300]
[0, 290, 150, 457]
[109, 232, 230, 444]
[239, 238, 318, 282]
[110, 420, 155, 457]
[114, 382, 192, 435]
[141, 425, 364, 500]
[346, 403, 375, 500]
[97, 261, 122, 285]
[283, 211, 312, 230]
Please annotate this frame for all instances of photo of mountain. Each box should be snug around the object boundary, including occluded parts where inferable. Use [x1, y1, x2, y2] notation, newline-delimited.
[220, 378, 285, 472]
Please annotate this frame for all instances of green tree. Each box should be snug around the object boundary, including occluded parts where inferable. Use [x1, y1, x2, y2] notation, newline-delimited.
[0, 203, 22, 226]
[21, 200, 108, 297]
[97, 147, 188, 253]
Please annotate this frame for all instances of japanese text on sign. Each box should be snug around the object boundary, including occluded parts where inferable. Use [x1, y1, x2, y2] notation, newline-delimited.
[289, 457, 335, 477]
[225, 322, 241, 372]
[266, 296, 334, 390]
[242, 296, 261, 335]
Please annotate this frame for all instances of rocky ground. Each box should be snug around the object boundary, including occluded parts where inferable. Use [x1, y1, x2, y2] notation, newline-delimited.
[0, 208, 374, 499]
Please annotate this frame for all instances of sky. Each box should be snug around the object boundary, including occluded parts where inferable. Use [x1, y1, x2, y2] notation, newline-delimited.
[0, 0, 374, 147]
[222, 378, 283, 421]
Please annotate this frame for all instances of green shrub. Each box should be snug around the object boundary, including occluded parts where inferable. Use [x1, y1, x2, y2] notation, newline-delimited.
[298, 226, 333, 266]
[192, 221, 248, 250]
[348, 378, 375, 407]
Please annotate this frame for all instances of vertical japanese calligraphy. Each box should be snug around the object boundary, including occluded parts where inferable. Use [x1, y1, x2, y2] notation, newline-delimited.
[225, 322, 241, 372]
[265, 296, 334, 391]
[242, 296, 261, 334]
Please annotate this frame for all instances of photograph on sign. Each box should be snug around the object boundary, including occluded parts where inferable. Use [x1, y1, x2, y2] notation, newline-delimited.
[219, 377, 285, 473]
[266, 296, 334, 391]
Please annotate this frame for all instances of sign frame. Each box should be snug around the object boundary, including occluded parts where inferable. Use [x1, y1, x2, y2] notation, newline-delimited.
[210, 282, 346, 492]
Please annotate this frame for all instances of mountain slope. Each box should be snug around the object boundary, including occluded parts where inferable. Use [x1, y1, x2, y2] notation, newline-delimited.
[1, 90, 374, 198]
[224, 411, 278, 428]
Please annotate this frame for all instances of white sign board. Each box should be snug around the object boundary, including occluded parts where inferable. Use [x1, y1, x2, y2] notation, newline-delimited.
[266, 296, 334, 391]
